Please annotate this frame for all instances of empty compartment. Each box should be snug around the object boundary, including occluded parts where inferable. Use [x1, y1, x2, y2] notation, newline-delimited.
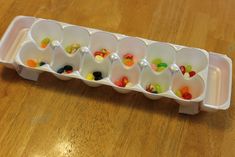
[30, 19, 63, 48]
[202, 53, 232, 110]
[62, 26, 90, 54]
[176, 48, 208, 78]
[171, 72, 205, 101]
[118, 37, 147, 68]
[146, 42, 175, 73]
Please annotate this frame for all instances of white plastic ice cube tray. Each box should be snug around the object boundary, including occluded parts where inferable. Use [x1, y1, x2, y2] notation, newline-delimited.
[0, 16, 232, 115]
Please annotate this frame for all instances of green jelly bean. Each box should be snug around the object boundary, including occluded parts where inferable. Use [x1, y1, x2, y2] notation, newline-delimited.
[157, 66, 166, 72]
[186, 65, 192, 72]
[154, 84, 162, 93]
[157, 62, 168, 68]
[175, 90, 182, 97]
[152, 58, 162, 66]
[65, 46, 72, 54]
[41, 37, 51, 45]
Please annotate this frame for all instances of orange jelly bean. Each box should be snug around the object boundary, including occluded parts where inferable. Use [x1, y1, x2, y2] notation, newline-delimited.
[123, 59, 134, 66]
[27, 59, 37, 67]
[180, 86, 189, 95]
[41, 43, 47, 48]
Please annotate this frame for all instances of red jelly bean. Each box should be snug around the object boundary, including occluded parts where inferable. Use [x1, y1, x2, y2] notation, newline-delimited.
[115, 80, 124, 87]
[182, 92, 192, 100]
[123, 53, 133, 59]
[180, 86, 189, 95]
[66, 70, 73, 74]
[94, 51, 104, 57]
[121, 76, 129, 86]
[180, 65, 186, 75]
[189, 71, 196, 77]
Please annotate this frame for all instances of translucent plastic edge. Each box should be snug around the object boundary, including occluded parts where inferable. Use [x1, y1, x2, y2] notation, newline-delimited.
[202, 52, 232, 110]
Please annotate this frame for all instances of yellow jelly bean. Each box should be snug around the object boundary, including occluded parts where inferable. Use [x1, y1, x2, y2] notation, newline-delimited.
[86, 73, 94, 80]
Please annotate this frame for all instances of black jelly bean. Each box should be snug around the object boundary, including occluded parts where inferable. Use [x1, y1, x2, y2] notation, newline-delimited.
[39, 61, 46, 66]
[152, 91, 158, 94]
[93, 71, 102, 77]
[94, 76, 103, 81]
[57, 67, 65, 74]
[64, 65, 73, 71]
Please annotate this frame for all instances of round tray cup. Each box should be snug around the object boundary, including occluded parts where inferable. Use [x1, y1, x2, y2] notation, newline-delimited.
[176, 47, 208, 75]
[90, 31, 118, 58]
[61, 26, 90, 54]
[80, 53, 111, 87]
[146, 42, 176, 73]
[118, 37, 147, 68]
[171, 72, 205, 101]
[17, 41, 53, 70]
[140, 67, 172, 99]
[110, 61, 141, 93]
[30, 19, 63, 48]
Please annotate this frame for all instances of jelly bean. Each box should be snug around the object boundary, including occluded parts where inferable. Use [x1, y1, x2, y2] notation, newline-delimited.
[189, 71, 196, 77]
[182, 92, 192, 100]
[94, 48, 110, 59]
[151, 64, 157, 71]
[95, 55, 104, 62]
[180, 86, 189, 95]
[146, 84, 152, 92]
[152, 58, 162, 66]
[123, 53, 133, 59]
[41, 43, 47, 48]
[94, 76, 103, 81]
[185, 65, 192, 72]
[64, 65, 73, 71]
[57, 67, 65, 74]
[157, 66, 165, 72]
[94, 51, 104, 57]
[154, 84, 162, 93]
[92, 71, 103, 80]
[93, 71, 102, 77]
[146, 83, 162, 94]
[41, 37, 51, 48]
[27, 59, 37, 67]
[71, 43, 80, 50]
[65, 43, 80, 54]
[101, 48, 108, 54]
[86, 73, 94, 80]
[123, 58, 134, 67]
[180, 65, 186, 75]
[115, 76, 132, 87]
[39, 61, 46, 66]
[65, 46, 72, 54]
[102, 49, 110, 57]
[157, 63, 168, 68]
[115, 80, 124, 87]
[146, 84, 155, 93]
[103, 53, 110, 58]
[175, 90, 182, 97]
[65, 70, 73, 74]
[121, 76, 129, 86]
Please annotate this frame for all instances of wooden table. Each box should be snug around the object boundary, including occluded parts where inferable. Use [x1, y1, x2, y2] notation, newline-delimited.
[0, 0, 234, 156]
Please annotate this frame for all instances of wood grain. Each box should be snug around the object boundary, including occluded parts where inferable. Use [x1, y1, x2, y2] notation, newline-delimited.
[0, 0, 235, 157]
